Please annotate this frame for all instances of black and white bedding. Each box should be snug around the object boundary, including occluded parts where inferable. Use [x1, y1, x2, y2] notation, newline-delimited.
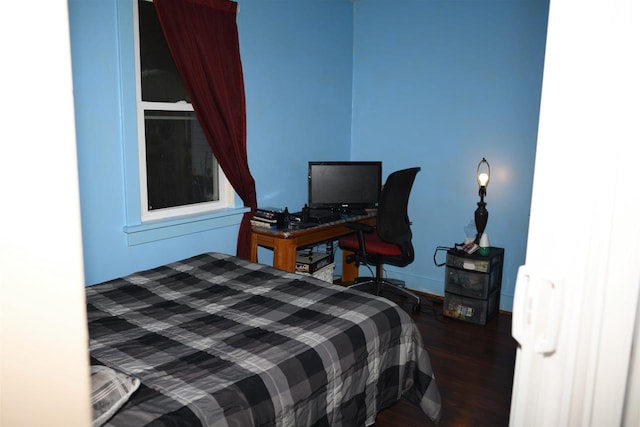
[86, 252, 441, 426]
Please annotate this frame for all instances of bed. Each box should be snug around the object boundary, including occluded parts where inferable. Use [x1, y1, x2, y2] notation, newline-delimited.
[86, 252, 441, 426]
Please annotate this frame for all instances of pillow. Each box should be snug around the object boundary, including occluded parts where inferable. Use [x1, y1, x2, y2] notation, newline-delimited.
[90, 365, 140, 427]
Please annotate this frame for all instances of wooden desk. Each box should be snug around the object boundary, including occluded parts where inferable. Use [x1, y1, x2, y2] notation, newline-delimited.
[249, 213, 376, 282]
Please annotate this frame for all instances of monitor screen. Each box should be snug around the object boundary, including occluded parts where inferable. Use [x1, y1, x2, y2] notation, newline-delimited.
[308, 161, 382, 211]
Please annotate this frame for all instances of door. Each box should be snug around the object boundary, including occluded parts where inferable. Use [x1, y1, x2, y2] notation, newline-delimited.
[509, 1, 640, 426]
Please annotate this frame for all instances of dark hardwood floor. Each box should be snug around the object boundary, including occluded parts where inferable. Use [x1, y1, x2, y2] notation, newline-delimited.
[372, 291, 518, 427]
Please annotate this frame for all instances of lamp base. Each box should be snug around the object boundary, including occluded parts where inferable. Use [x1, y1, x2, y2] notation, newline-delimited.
[474, 201, 488, 244]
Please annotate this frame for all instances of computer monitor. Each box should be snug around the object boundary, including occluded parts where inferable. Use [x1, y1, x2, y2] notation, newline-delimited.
[308, 161, 382, 212]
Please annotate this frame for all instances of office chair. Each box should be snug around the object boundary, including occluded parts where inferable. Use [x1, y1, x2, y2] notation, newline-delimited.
[338, 167, 421, 312]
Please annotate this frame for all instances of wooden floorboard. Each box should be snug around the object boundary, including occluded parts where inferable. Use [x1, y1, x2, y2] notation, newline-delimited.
[370, 290, 518, 427]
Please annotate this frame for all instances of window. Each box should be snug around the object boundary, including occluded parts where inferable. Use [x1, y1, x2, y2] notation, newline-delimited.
[134, 0, 232, 221]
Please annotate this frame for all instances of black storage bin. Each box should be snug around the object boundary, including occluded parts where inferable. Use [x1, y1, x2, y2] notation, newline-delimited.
[443, 247, 504, 325]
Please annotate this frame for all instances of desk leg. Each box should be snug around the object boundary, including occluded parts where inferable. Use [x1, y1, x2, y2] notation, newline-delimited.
[342, 250, 359, 283]
[273, 239, 297, 272]
[249, 232, 258, 263]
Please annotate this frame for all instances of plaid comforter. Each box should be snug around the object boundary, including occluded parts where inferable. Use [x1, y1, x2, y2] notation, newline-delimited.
[87, 253, 441, 426]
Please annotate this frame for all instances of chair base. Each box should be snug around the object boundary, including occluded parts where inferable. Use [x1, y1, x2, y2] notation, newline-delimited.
[348, 277, 420, 311]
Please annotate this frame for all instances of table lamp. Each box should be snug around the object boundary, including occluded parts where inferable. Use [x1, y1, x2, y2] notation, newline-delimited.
[474, 158, 490, 244]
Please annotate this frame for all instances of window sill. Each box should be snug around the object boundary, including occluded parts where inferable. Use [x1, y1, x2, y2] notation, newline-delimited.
[123, 206, 250, 246]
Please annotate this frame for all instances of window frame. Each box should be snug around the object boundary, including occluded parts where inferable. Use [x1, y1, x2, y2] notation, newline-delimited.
[133, 0, 233, 223]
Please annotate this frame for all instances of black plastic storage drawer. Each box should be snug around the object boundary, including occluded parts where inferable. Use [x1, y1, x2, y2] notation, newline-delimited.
[443, 289, 499, 325]
[444, 265, 501, 299]
[446, 248, 503, 273]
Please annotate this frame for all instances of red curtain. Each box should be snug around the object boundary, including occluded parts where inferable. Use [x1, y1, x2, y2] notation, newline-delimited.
[154, 0, 256, 259]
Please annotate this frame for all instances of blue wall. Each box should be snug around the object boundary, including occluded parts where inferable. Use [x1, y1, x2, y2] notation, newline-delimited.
[351, 0, 549, 310]
[240, 0, 354, 208]
[69, 0, 548, 311]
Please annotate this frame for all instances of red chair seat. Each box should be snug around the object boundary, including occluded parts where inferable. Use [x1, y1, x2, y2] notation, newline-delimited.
[339, 232, 403, 257]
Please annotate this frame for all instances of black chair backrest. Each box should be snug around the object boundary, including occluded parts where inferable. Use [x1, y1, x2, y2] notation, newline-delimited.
[376, 167, 420, 255]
